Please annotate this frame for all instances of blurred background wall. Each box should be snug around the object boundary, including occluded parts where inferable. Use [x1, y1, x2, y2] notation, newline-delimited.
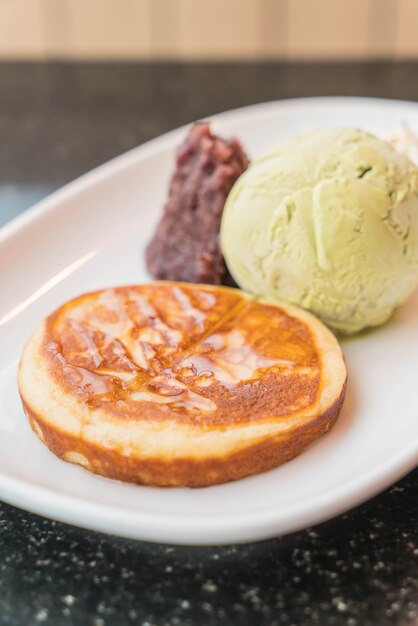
[1, 0, 418, 61]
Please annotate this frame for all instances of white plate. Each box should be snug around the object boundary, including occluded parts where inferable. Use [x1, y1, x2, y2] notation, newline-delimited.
[1, 97, 418, 546]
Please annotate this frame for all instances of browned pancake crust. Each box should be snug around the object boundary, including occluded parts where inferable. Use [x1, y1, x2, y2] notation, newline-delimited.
[19, 282, 347, 487]
[22, 381, 345, 487]
[41, 284, 321, 426]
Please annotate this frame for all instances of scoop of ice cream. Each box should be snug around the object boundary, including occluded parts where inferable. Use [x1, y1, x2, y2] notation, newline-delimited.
[221, 128, 418, 334]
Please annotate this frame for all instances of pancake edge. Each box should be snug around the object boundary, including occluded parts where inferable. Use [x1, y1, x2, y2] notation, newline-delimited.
[20, 380, 346, 488]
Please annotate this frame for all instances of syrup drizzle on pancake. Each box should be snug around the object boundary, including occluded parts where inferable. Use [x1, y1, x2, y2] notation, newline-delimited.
[43, 284, 321, 425]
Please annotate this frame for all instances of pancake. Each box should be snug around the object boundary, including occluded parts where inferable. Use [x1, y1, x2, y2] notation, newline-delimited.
[18, 282, 347, 487]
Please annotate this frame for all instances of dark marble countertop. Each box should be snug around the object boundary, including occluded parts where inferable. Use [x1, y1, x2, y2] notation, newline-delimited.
[0, 61, 417, 626]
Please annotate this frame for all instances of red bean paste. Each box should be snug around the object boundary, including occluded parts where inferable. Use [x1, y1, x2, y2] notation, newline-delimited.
[145, 122, 249, 286]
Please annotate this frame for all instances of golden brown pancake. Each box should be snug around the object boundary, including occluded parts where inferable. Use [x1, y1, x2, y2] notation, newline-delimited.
[18, 282, 347, 487]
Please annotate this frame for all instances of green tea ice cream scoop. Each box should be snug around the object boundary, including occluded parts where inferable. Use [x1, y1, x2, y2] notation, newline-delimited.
[221, 128, 418, 334]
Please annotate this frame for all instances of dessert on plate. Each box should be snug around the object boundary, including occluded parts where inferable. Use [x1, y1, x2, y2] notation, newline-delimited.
[18, 282, 346, 487]
[22, 116, 418, 488]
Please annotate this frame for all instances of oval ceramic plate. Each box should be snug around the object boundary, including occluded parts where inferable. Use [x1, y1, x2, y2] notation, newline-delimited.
[0, 97, 417, 545]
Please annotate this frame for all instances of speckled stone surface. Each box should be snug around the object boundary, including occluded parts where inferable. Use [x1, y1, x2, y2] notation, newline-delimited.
[0, 62, 417, 626]
[0, 473, 417, 626]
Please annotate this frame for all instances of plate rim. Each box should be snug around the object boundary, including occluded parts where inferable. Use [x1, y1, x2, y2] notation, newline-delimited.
[1, 95, 418, 545]
[2, 94, 418, 244]
[0, 432, 416, 545]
